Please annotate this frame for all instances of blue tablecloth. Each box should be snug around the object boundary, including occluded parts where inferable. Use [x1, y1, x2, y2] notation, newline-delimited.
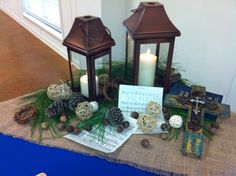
[0, 133, 158, 176]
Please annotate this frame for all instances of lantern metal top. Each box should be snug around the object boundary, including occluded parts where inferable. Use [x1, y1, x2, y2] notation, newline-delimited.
[123, 2, 181, 39]
[63, 16, 115, 56]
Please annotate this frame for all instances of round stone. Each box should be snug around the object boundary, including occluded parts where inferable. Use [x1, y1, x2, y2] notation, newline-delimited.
[73, 127, 81, 134]
[84, 124, 93, 132]
[141, 138, 150, 148]
[169, 115, 183, 128]
[116, 126, 124, 133]
[90, 101, 99, 112]
[41, 122, 48, 130]
[164, 112, 170, 121]
[161, 133, 168, 140]
[66, 125, 74, 133]
[211, 121, 220, 129]
[209, 127, 218, 135]
[60, 114, 67, 123]
[102, 118, 109, 126]
[162, 107, 169, 114]
[130, 111, 139, 119]
[122, 121, 130, 129]
[161, 123, 169, 131]
[57, 122, 65, 130]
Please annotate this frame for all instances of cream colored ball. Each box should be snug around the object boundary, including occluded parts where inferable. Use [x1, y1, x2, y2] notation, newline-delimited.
[169, 115, 183, 128]
[90, 101, 99, 112]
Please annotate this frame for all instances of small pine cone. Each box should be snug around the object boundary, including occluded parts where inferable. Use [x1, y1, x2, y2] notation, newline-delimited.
[45, 100, 64, 118]
[107, 107, 124, 126]
[68, 93, 85, 111]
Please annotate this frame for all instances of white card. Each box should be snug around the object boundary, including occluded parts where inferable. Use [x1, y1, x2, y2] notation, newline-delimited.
[118, 84, 167, 134]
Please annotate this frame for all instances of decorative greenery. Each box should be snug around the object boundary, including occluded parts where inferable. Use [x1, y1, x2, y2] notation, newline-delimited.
[23, 87, 118, 142]
[21, 61, 191, 142]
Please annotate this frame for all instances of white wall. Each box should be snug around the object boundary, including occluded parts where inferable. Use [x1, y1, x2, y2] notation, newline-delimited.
[101, 0, 127, 60]
[226, 71, 236, 112]
[127, 0, 236, 111]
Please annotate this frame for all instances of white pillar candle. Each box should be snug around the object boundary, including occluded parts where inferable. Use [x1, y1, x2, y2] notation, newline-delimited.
[80, 74, 99, 97]
[138, 49, 157, 86]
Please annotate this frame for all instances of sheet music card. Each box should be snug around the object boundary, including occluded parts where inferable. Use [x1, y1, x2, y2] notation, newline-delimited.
[118, 85, 167, 134]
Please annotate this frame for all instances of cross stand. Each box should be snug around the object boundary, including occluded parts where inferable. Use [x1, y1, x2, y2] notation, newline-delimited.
[164, 85, 231, 159]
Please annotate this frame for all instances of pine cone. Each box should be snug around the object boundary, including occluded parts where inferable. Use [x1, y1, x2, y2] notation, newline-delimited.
[107, 107, 124, 126]
[45, 100, 64, 118]
[68, 93, 85, 111]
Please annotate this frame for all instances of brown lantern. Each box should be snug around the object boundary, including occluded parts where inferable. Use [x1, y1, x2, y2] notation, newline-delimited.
[63, 16, 115, 100]
[123, 2, 181, 93]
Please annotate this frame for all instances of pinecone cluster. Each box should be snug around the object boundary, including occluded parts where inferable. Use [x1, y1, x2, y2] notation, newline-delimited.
[107, 107, 124, 126]
[68, 93, 86, 111]
[105, 107, 130, 133]
[45, 100, 64, 118]
[44, 93, 85, 118]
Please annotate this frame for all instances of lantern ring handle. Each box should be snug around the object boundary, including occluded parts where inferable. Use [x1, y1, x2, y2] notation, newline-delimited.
[79, 23, 112, 42]
[104, 26, 111, 37]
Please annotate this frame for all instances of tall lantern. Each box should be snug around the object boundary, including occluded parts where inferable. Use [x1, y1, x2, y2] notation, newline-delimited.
[123, 2, 181, 93]
[63, 16, 115, 100]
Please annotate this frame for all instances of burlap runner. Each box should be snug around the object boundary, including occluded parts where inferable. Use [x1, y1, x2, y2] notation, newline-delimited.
[0, 96, 236, 176]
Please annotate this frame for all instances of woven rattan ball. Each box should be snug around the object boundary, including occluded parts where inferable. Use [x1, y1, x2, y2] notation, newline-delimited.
[57, 82, 72, 100]
[137, 113, 157, 133]
[47, 83, 72, 100]
[47, 84, 60, 100]
[145, 101, 161, 117]
[75, 101, 93, 120]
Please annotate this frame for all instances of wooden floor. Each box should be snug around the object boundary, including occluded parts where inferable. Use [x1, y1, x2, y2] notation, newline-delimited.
[0, 10, 69, 102]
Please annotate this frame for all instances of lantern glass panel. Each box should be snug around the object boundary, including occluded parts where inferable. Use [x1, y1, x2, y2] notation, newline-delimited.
[70, 51, 87, 90]
[95, 55, 109, 76]
[95, 55, 110, 95]
[156, 42, 170, 86]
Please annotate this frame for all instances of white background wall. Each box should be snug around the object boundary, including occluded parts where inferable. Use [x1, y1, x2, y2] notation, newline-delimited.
[0, 0, 235, 111]
[127, 0, 236, 112]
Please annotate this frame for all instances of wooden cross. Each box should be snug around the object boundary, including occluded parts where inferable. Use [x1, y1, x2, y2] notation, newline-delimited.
[164, 85, 230, 159]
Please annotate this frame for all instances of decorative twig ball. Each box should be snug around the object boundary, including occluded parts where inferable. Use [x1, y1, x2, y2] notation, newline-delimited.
[75, 101, 93, 120]
[47, 82, 72, 100]
[90, 101, 99, 112]
[145, 101, 161, 117]
[57, 82, 72, 100]
[137, 113, 157, 133]
[169, 115, 183, 128]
